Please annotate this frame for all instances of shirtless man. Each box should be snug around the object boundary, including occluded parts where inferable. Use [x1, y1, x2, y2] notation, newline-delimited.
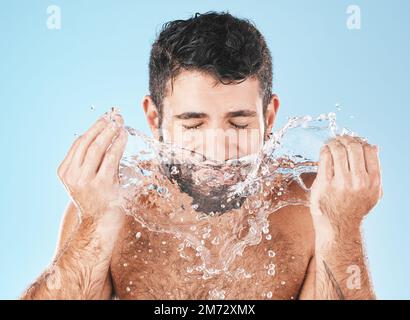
[21, 12, 382, 300]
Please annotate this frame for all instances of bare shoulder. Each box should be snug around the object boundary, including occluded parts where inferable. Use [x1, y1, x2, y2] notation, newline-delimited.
[269, 172, 317, 256]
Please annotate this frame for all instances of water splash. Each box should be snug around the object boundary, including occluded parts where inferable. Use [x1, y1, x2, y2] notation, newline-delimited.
[116, 110, 357, 293]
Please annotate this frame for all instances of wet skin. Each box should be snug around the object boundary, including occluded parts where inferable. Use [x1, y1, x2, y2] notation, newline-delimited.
[110, 173, 317, 300]
[21, 70, 381, 300]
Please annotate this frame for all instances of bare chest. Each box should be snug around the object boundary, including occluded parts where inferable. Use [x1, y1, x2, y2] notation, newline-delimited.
[111, 209, 312, 300]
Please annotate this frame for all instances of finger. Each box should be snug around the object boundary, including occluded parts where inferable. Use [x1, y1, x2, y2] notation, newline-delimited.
[80, 119, 122, 179]
[353, 136, 368, 145]
[337, 136, 366, 175]
[110, 112, 124, 127]
[327, 138, 349, 178]
[317, 145, 333, 182]
[57, 135, 82, 178]
[364, 144, 380, 176]
[98, 128, 128, 182]
[70, 116, 110, 168]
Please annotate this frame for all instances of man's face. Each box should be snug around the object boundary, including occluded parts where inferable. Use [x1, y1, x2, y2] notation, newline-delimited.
[143, 70, 279, 214]
[160, 70, 267, 162]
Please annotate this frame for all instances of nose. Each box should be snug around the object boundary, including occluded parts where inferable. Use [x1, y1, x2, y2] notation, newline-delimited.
[200, 129, 237, 163]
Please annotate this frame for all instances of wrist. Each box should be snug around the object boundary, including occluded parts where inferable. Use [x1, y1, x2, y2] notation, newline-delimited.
[312, 212, 362, 251]
[71, 213, 122, 257]
[79, 207, 124, 239]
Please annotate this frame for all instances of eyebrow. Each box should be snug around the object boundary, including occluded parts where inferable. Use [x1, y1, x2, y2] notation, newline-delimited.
[225, 109, 257, 118]
[174, 112, 208, 120]
[174, 109, 257, 120]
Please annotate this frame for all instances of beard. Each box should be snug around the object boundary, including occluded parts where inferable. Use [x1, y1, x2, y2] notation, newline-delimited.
[160, 161, 249, 215]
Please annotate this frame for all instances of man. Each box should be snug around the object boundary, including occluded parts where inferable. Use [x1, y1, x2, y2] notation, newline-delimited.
[21, 12, 382, 300]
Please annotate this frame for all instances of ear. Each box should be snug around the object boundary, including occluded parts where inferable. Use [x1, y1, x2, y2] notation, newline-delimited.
[142, 95, 161, 140]
[265, 94, 280, 138]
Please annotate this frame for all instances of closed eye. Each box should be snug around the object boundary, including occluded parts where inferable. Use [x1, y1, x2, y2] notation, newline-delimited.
[183, 123, 203, 130]
[229, 122, 249, 129]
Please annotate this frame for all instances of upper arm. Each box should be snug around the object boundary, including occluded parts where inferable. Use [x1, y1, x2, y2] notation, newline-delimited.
[299, 173, 316, 300]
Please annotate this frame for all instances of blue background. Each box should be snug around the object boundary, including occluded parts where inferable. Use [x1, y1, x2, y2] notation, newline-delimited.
[0, 0, 409, 299]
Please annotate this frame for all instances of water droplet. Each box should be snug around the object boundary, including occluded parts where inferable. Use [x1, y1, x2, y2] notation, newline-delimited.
[268, 250, 276, 257]
[253, 200, 262, 209]
[126, 287, 131, 292]
[208, 288, 225, 300]
[135, 232, 141, 239]
[157, 186, 169, 196]
[123, 263, 128, 267]
[266, 234, 272, 240]
[161, 241, 167, 245]
[211, 237, 220, 245]
[267, 291, 273, 299]
[110, 106, 121, 114]
[281, 280, 286, 285]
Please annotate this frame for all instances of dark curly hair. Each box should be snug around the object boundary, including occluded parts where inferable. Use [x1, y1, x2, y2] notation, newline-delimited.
[149, 11, 273, 126]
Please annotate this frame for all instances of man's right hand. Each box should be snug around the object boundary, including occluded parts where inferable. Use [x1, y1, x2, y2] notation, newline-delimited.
[57, 112, 128, 237]
[21, 112, 128, 300]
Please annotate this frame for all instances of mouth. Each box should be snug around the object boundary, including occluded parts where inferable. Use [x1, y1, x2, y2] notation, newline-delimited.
[159, 161, 248, 215]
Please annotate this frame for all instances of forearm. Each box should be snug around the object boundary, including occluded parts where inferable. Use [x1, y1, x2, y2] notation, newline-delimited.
[21, 217, 114, 300]
[308, 135, 381, 299]
[314, 224, 375, 300]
